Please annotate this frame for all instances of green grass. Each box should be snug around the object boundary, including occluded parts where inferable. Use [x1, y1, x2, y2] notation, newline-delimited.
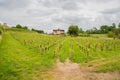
[94, 49, 120, 72]
[91, 34, 107, 38]
[81, 48, 120, 73]
[10, 31, 120, 71]
[0, 31, 120, 80]
[0, 26, 3, 34]
[95, 60, 120, 73]
[0, 32, 55, 80]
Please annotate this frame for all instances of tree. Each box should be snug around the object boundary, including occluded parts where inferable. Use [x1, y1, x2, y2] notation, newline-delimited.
[100, 25, 115, 34]
[32, 28, 44, 34]
[23, 26, 28, 30]
[100, 25, 109, 33]
[67, 25, 79, 36]
[113, 28, 120, 36]
[16, 24, 22, 28]
[79, 28, 84, 33]
[112, 23, 116, 28]
[118, 23, 120, 28]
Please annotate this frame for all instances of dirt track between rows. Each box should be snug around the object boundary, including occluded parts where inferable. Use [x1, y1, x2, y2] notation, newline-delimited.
[42, 58, 120, 80]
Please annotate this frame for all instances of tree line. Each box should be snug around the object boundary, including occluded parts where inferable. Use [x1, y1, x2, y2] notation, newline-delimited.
[12, 24, 44, 34]
[1, 23, 120, 39]
[67, 23, 120, 39]
[86, 23, 120, 34]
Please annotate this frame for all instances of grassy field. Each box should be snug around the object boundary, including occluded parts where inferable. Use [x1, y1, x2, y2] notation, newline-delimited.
[90, 34, 107, 38]
[0, 31, 120, 80]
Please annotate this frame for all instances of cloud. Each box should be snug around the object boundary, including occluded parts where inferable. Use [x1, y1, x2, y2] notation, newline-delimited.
[0, 0, 31, 9]
[26, 8, 57, 17]
[61, 1, 80, 11]
[101, 7, 120, 14]
[0, 0, 120, 32]
[0, 21, 3, 24]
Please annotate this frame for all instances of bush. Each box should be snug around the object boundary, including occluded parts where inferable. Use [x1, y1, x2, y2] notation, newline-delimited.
[0, 30, 2, 34]
[113, 28, 120, 39]
[0, 26, 3, 35]
[118, 34, 120, 39]
[107, 31, 114, 38]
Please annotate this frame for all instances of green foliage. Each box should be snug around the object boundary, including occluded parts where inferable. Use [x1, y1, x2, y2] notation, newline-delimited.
[31, 28, 44, 34]
[14, 24, 28, 30]
[113, 28, 120, 39]
[0, 32, 55, 80]
[0, 31, 120, 80]
[67, 25, 79, 36]
[112, 23, 116, 28]
[6, 28, 30, 32]
[86, 24, 116, 34]
[118, 23, 120, 28]
[16, 24, 22, 28]
[79, 28, 84, 33]
[86, 28, 101, 34]
[95, 61, 120, 73]
[22, 26, 28, 30]
[100, 25, 115, 34]
[0, 26, 4, 34]
[0, 27, 2, 34]
[107, 31, 115, 38]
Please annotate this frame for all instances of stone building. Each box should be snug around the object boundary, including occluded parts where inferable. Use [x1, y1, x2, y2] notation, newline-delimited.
[52, 28, 64, 35]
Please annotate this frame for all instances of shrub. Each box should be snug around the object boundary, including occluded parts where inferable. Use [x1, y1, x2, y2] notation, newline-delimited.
[0, 30, 2, 34]
[107, 31, 114, 38]
[0, 26, 3, 35]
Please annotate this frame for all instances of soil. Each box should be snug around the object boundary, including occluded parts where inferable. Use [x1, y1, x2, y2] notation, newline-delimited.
[41, 58, 120, 80]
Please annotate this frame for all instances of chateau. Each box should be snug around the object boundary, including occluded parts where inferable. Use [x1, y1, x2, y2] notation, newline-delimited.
[52, 28, 64, 35]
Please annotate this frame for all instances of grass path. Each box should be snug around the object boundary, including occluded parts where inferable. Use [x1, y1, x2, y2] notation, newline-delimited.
[0, 32, 46, 80]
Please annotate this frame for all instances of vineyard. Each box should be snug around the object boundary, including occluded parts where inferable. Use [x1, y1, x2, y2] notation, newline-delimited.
[0, 31, 120, 80]
[11, 31, 120, 61]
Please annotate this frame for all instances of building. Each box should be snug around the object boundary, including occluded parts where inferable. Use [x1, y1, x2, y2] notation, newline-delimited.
[3, 23, 7, 26]
[0, 22, 7, 26]
[52, 28, 65, 35]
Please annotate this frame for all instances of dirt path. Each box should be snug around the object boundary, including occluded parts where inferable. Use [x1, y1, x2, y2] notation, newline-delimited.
[42, 58, 120, 80]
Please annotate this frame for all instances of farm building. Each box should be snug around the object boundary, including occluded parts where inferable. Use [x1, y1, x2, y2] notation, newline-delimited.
[52, 28, 65, 35]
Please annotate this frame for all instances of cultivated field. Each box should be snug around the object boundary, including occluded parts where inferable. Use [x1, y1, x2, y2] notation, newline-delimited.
[0, 31, 120, 80]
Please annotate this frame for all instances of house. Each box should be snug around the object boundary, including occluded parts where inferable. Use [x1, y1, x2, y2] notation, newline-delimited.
[3, 23, 7, 26]
[0, 23, 7, 26]
[52, 28, 65, 35]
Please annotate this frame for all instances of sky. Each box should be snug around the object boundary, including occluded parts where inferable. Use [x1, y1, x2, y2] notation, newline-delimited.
[0, 0, 120, 33]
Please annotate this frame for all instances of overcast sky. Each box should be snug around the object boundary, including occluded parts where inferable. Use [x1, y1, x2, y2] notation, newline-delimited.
[0, 0, 120, 33]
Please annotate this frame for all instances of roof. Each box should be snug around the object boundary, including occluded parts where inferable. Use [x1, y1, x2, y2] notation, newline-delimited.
[53, 28, 64, 31]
